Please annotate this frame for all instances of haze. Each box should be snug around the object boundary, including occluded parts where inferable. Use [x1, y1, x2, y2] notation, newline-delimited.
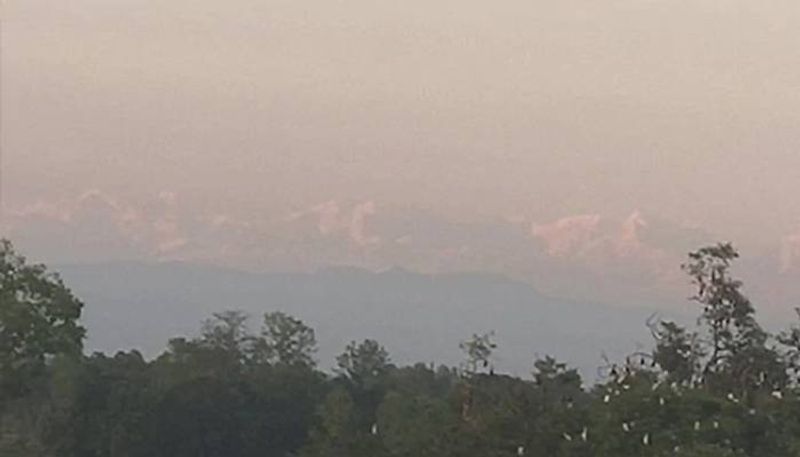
[4, 0, 800, 309]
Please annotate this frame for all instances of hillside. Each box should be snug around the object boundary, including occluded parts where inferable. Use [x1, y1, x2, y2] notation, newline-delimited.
[57, 262, 675, 377]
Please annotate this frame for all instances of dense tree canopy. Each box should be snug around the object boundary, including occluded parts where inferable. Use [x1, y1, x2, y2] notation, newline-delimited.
[0, 240, 85, 399]
[3, 239, 800, 457]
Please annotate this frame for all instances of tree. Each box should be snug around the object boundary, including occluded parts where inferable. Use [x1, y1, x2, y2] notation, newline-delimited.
[0, 240, 85, 399]
[682, 243, 784, 394]
[532, 356, 582, 394]
[334, 340, 393, 438]
[459, 332, 496, 376]
[376, 391, 454, 457]
[302, 387, 385, 457]
[256, 311, 317, 368]
[651, 320, 701, 385]
[150, 376, 251, 457]
[8, 238, 800, 456]
[777, 308, 800, 374]
[200, 310, 253, 356]
[150, 311, 324, 457]
[52, 351, 156, 457]
[336, 340, 391, 386]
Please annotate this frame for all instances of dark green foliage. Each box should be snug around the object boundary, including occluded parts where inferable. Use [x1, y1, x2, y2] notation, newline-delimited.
[256, 311, 318, 368]
[682, 243, 786, 394]
[6, 238, 800, 456]
[0, 240, 85, 400]
[336, 339, 392, 385]
[460, 332, 497, 376]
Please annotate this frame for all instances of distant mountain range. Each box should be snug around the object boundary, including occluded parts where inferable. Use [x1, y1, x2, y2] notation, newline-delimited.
[12, 192, 800, 311]
[12, 191, 799, 377]
[56, 261, 686, 379]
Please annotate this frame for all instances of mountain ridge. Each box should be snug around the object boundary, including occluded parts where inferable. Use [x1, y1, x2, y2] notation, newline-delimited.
[55, 261, 681, 379]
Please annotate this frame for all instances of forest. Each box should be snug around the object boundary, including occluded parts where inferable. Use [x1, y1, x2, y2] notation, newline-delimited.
[3, 239, 800, 457]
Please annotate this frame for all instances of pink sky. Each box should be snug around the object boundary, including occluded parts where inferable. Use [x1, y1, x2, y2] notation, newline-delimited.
[4, 0, 800, 310]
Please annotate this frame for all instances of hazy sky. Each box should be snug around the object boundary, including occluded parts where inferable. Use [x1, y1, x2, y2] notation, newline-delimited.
[4, 0, 800, 277]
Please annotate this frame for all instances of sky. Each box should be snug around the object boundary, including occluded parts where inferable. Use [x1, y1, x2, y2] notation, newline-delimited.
[4, 0, 800, 309]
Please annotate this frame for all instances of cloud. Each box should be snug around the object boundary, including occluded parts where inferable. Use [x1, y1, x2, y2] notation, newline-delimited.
[152, 218, 188, 255]
[287, 200, 380, 247]
[529, 211, 687, 293]
[349, 201, 380, 246]
[531, 214, 602, 257]
[7, 190, 147, 262]
[617, 211, 647, 254]
[9, 200, 72, 223]
[5, 189, 212, 262]
[531, 210, 698, 265]
[285, 200, 342, 235]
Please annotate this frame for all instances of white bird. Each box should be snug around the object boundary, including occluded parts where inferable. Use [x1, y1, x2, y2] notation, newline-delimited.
[659, 397, 665, 406]
[517, 446, 525, 456]
[580, 427, 588, 442]
[622, 422, 630, 432]
[371, 423, 378, 435]
[727, 392, 739, 403]
[772, 390, 783, 400]
[694, 421, 700, 432]
[713, 421, 720, 429]
[563, 433, 573, 442]
[603, 394, 611, 404]
[642, 433, 650, 446]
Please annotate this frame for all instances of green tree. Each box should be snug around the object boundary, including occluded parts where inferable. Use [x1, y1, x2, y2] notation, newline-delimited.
[302, 387, 386, 457]
[156, 310, 255, 381]
[682, 243, 784, 394]
[0, 239, 85, 399]
[376, 391, 455, 457]
[336, 340, 391, 387]
[255, 311, 317, 368]
[651, 320, 701, 385]
[150, 376, 251, 457]
[334, 340, 393, 442]
[200, 310, 253, 357]
[459, 332, 496, 376]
